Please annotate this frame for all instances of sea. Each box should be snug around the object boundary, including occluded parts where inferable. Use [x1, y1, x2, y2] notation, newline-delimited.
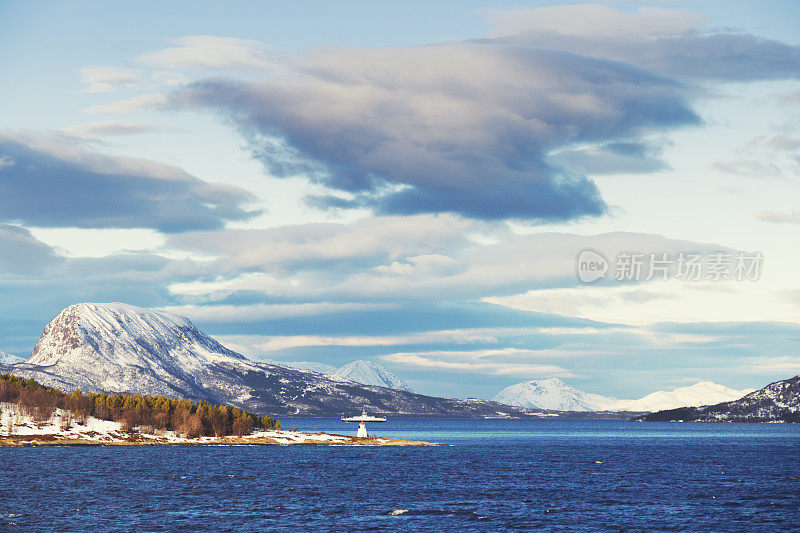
[2, 418, 799, 532]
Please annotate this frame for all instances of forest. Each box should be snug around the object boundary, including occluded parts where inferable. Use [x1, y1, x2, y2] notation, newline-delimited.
[0, 373, 280, 437]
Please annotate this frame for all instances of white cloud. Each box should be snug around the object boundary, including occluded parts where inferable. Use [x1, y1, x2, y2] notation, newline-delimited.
[486, 280, 800, 326]
[215, 325, 621, 355]
[79, 66, 142, 93]
[166, 218, 725, 302]
[381, 352, 576, 378]
[63, 121, 163, 138]
[138, 35, 276, 70]
[741, 356, 800, 375]
[157, 302, 397, 323]
[754, 210, 800, 225]
[83, 93, 166, 114]
[487, 5, 703, 42]
[0, 155, 14, 171]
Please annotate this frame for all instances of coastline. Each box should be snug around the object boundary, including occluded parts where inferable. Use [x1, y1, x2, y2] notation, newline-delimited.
[0, 430, 444, 447]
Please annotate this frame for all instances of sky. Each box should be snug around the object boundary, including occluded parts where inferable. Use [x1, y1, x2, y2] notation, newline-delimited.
[1, 1, 800, 399]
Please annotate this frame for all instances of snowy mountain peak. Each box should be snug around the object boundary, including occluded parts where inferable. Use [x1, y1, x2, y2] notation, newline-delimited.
[27, 302, 243, 368]
[494, 378, 754, 412]
[331, 360, 414, 393]
[616, 381, 755, 412]
[493, 378, 617, 411]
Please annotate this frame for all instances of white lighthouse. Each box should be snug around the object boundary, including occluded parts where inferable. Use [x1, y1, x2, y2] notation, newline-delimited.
[341, 408, 387, 438]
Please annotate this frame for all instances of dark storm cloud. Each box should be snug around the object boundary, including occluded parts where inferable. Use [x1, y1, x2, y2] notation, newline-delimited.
[171, 42, 700, 221]
[0, 134, 260, 232]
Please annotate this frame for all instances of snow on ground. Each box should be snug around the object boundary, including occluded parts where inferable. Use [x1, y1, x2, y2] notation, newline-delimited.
[245, 429, 349, 444]
[0, 402, 124, 441]
[0, 403, 358, 445]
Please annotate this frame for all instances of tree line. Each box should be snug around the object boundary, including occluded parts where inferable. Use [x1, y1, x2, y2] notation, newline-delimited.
[0, 373, 280, 437]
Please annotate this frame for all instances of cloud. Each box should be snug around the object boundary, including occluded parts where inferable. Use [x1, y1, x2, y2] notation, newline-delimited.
[0, 132, 259, 232]
[488, 5, 705, 42]
[83, 93, 166, 114]
[714, 132, 800, 180]
[382, 352, 576, 378]
[165, 214, 726, 303]
[491, 5, 800, 82]
[156, 302, 395, 322]
[0, 225, 61, 274]
[62, 121, 164, 138]
[486, 279, 796, 328]
[167, 214, 484, 274]
[549, 140, 670, 175]
[713, 159, 786, 179]
[754, 210, 800, 225]
[171, 39, 700, 221]
[138, 35, 276, 70]
[79, 66, 142, 93]
[741, 355, 800, 375]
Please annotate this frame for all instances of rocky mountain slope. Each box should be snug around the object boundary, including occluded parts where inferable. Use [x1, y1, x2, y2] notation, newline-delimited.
[494, 378, 753, 412]
[639, 374, 800, 422]
[0, 303, 529, 418]
[331, 360, 414, 392]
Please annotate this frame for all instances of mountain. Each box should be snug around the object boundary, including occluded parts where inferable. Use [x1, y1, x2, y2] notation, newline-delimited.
[0, 351, 23, 365]
[331, 360, 414, 392]
[639, 374, 800, 423]
[494, 378, 753, 412]
[615, 381, 754, 412]
[493, 378, 619, 411]
[1, 302, 530, 418]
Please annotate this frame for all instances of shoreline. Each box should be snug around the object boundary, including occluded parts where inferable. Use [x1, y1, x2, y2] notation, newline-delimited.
[0, 431, 444, 447]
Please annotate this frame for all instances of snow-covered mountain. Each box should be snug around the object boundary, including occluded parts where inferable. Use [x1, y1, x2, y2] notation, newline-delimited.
[614, 381, 755, 412]
[331, 360, 414, 392]
[640, 374, 800, 423]
[0, 351, 23, 365]
[493, 378, 619, 411]
[1, 302, 526, 418]
[494, 378, 753, 412]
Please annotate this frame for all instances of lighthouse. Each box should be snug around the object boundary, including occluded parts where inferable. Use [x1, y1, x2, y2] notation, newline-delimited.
[341, 408, 387, 438]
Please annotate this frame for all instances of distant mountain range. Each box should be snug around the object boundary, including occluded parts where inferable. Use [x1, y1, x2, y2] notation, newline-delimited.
[638, 374, 800, 423]
[0, 351, 23, 365]
[494, 378, 754, 413]
[267, 359, 414, 392]
[0, 303, 528, 418]
[3, 302, 779, 420]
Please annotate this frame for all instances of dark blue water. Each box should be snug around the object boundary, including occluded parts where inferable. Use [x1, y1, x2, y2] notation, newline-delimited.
[2, 419, 799, 532]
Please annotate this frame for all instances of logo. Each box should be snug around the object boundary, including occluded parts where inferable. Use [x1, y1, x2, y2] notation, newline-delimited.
[577, 249, 608, 283]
